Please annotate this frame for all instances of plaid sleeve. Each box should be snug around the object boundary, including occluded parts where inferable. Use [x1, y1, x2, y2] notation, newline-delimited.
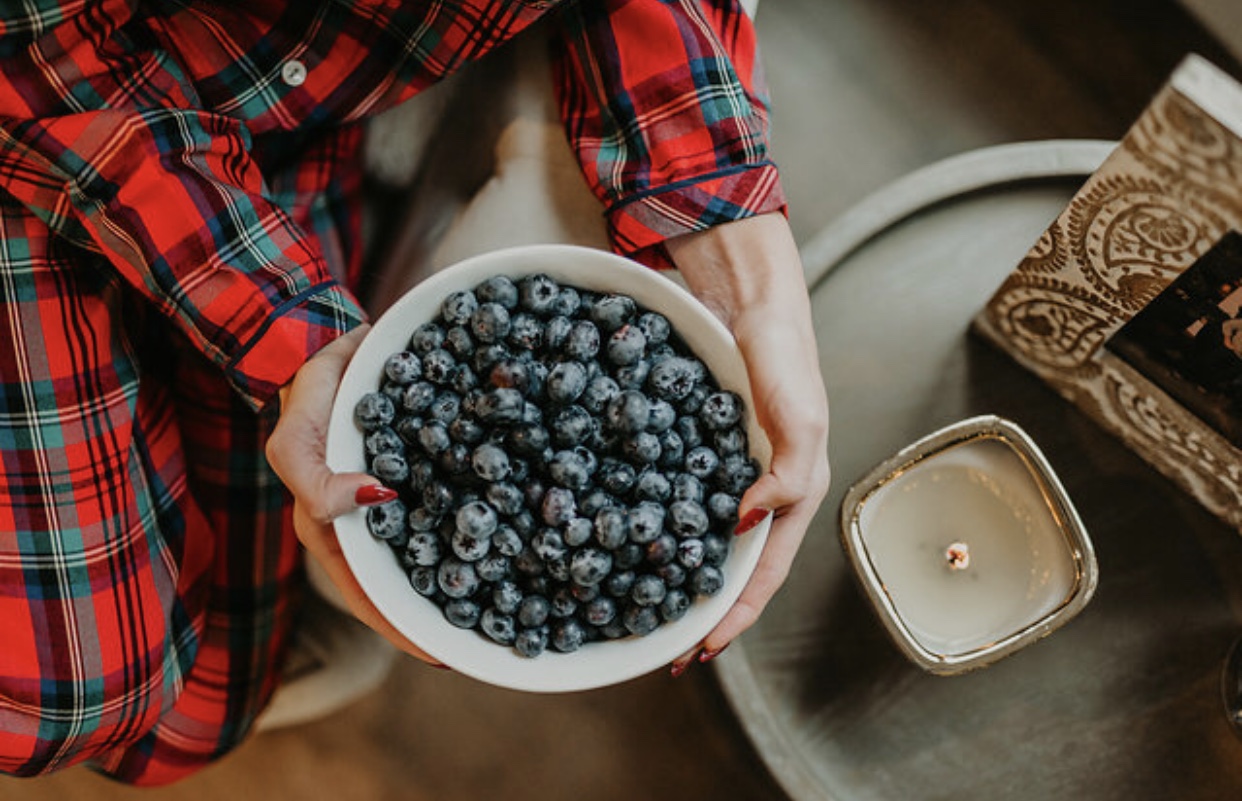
[550, 0, 786, 268]
[0, 5, 365, 410]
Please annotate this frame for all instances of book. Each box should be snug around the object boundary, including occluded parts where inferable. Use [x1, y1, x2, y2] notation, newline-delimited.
[972, 53, 1242, 531]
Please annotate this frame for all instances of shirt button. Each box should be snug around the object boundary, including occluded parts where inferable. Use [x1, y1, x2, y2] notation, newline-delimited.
[281, 59, 307, 87]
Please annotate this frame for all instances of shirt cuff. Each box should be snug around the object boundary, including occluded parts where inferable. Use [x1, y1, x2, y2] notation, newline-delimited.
[226, 281, 366, 410]
[604, 161, 787, 269]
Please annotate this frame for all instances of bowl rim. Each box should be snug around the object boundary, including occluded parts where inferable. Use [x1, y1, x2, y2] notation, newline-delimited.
[326, 243, 772, 692]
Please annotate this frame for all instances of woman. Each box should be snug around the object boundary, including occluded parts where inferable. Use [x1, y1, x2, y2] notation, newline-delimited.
[0, 0, 829, 785]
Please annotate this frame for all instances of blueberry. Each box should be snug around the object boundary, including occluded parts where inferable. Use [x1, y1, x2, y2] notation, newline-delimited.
[672, 473, 705, 504]
[591, 294, 636, 333]
[604, 390, 650, 435]
[476, 553, 512, 582]
[381, 382, 404, 405]
[584, 596, 617, 627]
[422, 480, 454, 516]
[552, 618, 587, 653]
[507, 312, 544, 350]
[409, 322, 446, 354]
[355, 392, 395, 432]
[580, 375, 620, 415]
[605, 570, 636, 598]
[407, 507, 441, 533]
[481, 608, 517, 645]
[540, 486, 577, 526]
[532, 528, 568, 562]
[594, 507, 629, 550]
[622, 431, 661, 465]
[614, 359, 651, 390]
[545, 554, 571, 582]
[656, 430, 685, 469]
[485, 482, 524, 516]
[549, 405, 593, 448]
[442, 290, 479, 326]
[366, 498, 407, 541]
[549, 586, 578, 619]
[679, 383, 709, 415]
[622, 604, 661, 636]
[606, 324, 647, 366]
[449, 416, 486, 445]
[504, 423, 549, 461]
[633, 468, 672, 503]
[437, 558, 480, 599]
[492, 524, 524, 558]
[548, 449, 591, 491]
[645, 533, 677, 566]
[551, 286, 581, 317]
[518, 595, 551, 628]
[475, 388, 525, 425]
[449, 364, 478, 395]
[684, 445, 721, 480]
[451, 528, 491, 562]
[715, 453, 760, 495]
[570, 547, 613, 586]
[613, 542, 644, 571]
[563, 516, 594, 548]
[471, 442, 511, 482]
[646, 399, 676, 433]
[630, 573, 667, 607]
[515, 626, 549, 658]
[416, 420, 451, 456]
[523, 478, 547, 511]
[472, 343, 510, 375]
[445, 598, 481, 629]
[406, 530, 443, 567]
[690, 564, 725, 596]
[546, 361, 588, 404]
[677, 538, 706, 569]
[675, 416, 704, 449]
[700, 390, 744, 430]
[471, 302, 512, 344]
[410, 566, 438, 597]
[659, 588, 691, 622]
[427, 391, 461, 425]
[438, 442, 472, 476]
[668, 499, 709, 538]
[636, 312, 671, 346]
[444, 325, 475, 359]
[578, 488, 616, 519]
[422, 348, 457, 385]
[656, 561, 686, 588]
[707, 492, 740, 524]
[510, 509, 536, 538]
[493, 580, 524, 614]
[714, 426, 748, 456]
[514, 546, 544, 577]
[646, 357, 698, 402]
[402, 381, 437, 414]
[456, 500, 498, 539]
[627, 501, 665, 544]
[365, 426, 403, 458]
[563, 320, 601, 362]
[519, 273, 560, 315]
[476, 275, 519, 309]
[383, 351, 422, 385]
[597, 459, 637, 496]
[543, 315, 572, 352]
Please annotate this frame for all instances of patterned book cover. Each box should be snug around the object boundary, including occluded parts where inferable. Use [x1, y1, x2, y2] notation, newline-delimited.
[972, 53, 1242, 531]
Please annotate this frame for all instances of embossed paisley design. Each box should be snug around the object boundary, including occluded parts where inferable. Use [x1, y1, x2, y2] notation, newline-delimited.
[1132, 91, 1242, 193]
[1022, 222, 1068, 275]
[984, 279, 1114, 371]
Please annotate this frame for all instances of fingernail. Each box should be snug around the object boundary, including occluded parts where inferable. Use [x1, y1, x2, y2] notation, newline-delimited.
[670, 659, 692, 678]
[699, 644, 729, 663]
[355, 484, 398, 506]
[734, 507, 771, 537]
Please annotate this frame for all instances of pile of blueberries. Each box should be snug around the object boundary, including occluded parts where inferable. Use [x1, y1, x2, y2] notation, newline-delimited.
[353, 273, 759, 658]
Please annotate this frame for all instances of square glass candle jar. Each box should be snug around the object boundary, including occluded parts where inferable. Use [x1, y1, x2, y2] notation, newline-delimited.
[840, 416, 1098, 676]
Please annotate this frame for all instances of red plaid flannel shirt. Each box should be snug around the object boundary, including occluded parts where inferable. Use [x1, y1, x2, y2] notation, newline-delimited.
[0, 0, 782, 785]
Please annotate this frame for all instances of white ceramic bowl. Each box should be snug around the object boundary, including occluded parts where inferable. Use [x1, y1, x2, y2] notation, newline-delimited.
[326, 244, 771, 692]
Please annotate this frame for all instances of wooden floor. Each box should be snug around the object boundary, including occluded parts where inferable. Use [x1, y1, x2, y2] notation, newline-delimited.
[3, 2, 1239, 800]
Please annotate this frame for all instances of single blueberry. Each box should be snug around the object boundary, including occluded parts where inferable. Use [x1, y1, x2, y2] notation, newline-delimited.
[493, 580, 524, 615]
[684, 445, 721, 480]
[475, 388, 525, 425]
[476, 553, 512, 582]
[427, 391, 461, 425]
[551, 618, 587, 653]
[563, 516, 594, 548]
[677, 538, 706, 570]
[551, 286, 581, 317]
[442, 289, 479, 326]
[383, 351, 422, 385]
[548, 449, 591, 491]
[679, 383, 709, 415]
[470, 442, 511, 482]
[406, 530, 443, 567]
[635, 312, 671, 346]
[672, 473, 705, 504]
[545, 554, 570, 582]
[401, 381, 437, 415]
[622, 604, 661, 636]
[449, 364, 478, 395]
[659, 588, 691, 622]
[409, 565, 438, 597]
[578, 488, 616, 519]
[451, 528, 491, 562]
[645, 533, 678, 566]
[481, 608, 517, 645]
[656, 561, 687, 588]
[437, 558, 481, 599]
[476, 275, 519, 309]
[590, 294, 636, 333]
[605, 569, 636, 598]
[409, 322, 446, 354]
[597, 459, 637, 496]
[633, 468, 672, 504]
[519, 273, 560, 315]
[656, 429, 685, 469]
[422, 480, 454, 516]
[563, 320, 601, 362]
[579, 375, 620, 415]
[366, 498, 407, 541]
[646, 399, 677, 433]
[543, 315, 572, 352]
[540, 486, 577, 526]
[365, 426, 403, 458]
[714, 426, 748, 456]
[422, 348, 457, 385]
[514, 545, 545, 577]
[594, 507, 629, 550]
[444, 598, 481, 629]
[532, 527, 568, 562]
[622, 431, 662, 465]
[472, 343, 510, 375]
[492, 524, 524, 558]
[438, 442, 472, 476]
[456, 500, 499, 539]
[407, 506, 441, 533]
[604, 390, 650, 435]
[606, 324, 647, 367]
[689, 564, 725, 597]
[571, 581, 601, 603]
[444, 325, 476, 360]
[706, 492, 740, 524]
[613, 542, 644, 571]
[700, 390, 744, 430]
[668, 499, 709, 538]
[549, 586, 578, 619]
[570, 547, 613, 586]
[627, 501, 665, 544]
[646, 357, 698, 402]
[613, 359, 651, 391]
[471, 302, 512, 344]
[517, 595, 551, 628]
[674, 415, 704, 449]
[354, 392, 395, 432]
[714, 453, 760, 495]
[546, 361, 588, 404]
[584, 596, 617, 627]
[449, 415, 486, 445]
[630, 573, 667, 607]
[549, 405, 594, 448]
[507, 312, 544, 351]
[515, 625, 549, 658]
[485, 482, 524, 517]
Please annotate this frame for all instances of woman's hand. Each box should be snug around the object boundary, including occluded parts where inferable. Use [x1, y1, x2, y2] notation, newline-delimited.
[265, 326, 444, 667]
[665, 212, 831, 676]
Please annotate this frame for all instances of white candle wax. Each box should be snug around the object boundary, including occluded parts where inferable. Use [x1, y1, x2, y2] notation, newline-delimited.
[857, 437, 1077, 658]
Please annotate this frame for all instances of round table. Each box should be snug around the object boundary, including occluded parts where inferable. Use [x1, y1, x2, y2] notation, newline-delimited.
[715, 140, 1242, 801]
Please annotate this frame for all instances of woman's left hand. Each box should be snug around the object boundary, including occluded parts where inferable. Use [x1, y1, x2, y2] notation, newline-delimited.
[665, 212, 831, 676]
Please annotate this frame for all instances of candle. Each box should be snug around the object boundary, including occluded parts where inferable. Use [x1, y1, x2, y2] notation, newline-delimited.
[841, 416, 1097, 674]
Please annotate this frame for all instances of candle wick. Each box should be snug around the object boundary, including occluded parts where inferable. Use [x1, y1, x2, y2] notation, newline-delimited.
[945, 542, 971, 571]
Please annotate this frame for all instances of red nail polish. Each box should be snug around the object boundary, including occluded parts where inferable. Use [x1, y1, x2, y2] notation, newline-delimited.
[699, 644, 729, 663]
[734, 507, 771, 537]
[670, 660, 691, 678]
[355, 484, 398, 506]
